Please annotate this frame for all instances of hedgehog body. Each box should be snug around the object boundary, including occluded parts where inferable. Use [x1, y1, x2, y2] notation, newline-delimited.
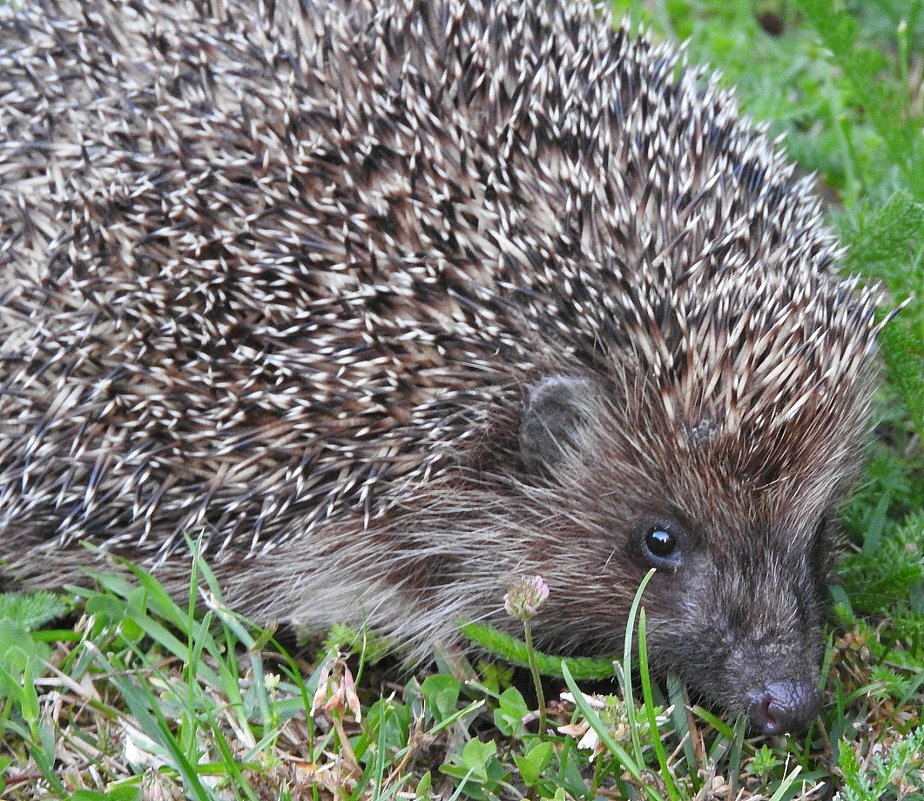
[0, 0, 881, 732]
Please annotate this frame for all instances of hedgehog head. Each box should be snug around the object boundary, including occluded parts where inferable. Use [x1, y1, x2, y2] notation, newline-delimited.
[512, 260, 881, 731]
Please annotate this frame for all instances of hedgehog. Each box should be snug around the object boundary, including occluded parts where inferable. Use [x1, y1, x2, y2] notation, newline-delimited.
[0, 0, 885, 734]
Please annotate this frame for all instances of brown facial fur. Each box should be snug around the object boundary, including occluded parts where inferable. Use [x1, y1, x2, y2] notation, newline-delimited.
[0, 0, 881, 721]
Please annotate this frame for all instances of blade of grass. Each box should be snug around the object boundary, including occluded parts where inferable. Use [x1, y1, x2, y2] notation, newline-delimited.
[638, 608, 679, 801]
[621, 569, 657, 767]
[768, 765, 804, 801]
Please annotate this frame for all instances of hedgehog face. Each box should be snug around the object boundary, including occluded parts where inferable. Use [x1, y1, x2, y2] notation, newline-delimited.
[518, 369, 866, 732]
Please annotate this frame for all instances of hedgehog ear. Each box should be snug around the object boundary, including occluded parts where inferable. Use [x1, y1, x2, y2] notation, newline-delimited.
[519, 375, 594, 473]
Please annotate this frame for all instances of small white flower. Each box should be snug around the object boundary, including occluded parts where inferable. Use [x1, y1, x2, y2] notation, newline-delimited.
[503, 575, 550, 620]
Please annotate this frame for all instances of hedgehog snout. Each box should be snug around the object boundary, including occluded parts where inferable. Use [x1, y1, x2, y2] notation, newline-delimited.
[747, 680, 822, 735]
[650, 546, 828, 728]
[681, 632, 825, 733]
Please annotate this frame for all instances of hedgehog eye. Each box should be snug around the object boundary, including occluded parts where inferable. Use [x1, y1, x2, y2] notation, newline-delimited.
[641, 526, 682, 569]
[646, 528, 676, 556]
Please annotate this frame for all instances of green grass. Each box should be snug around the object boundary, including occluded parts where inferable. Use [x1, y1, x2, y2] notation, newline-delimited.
[2, 1, 923, 799]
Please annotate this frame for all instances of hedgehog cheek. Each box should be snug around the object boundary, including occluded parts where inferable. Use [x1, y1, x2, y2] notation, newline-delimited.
[518, 374, 596, 473]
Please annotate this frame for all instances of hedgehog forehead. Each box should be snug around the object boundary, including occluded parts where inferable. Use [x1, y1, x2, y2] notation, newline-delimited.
[586, 412, 855, 549]
[667, 395, 869, 536]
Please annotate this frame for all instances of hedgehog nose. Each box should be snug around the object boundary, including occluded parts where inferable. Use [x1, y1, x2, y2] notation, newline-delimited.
[747, 680, 822, 735]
